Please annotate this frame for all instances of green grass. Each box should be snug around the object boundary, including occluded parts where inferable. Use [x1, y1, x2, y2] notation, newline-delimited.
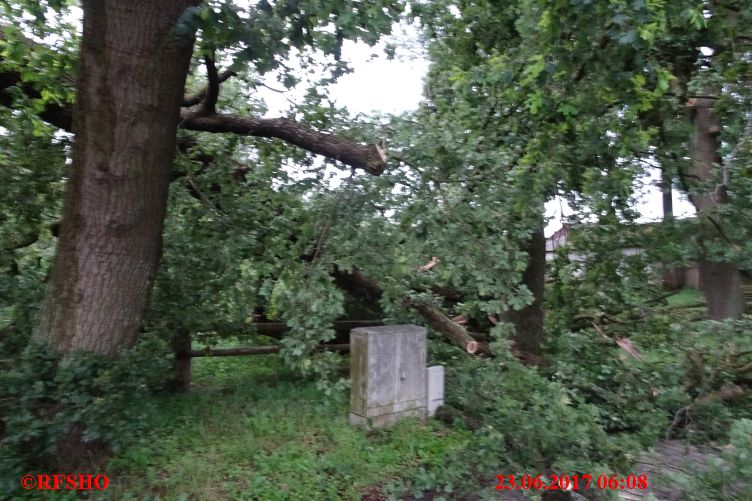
[97, 355, 471, 500]
[665, 288, 704, 307]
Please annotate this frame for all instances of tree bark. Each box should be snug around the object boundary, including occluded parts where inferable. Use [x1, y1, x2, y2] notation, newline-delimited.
[170, 328, 192, 392]
[687, 96, 744, 320]
[503, 225, 546, 354]
[661, 166, 673, 219]
[180, 114, 387, 175]
[33, 0, 199, 355]
[404, 299, 479, 354]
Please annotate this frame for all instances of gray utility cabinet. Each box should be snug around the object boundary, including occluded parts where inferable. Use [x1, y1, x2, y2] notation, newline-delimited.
[349, 325, 427, 428]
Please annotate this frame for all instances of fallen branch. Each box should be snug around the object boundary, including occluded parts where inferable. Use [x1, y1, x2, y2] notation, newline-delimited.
[417, 256, 439, 272]
[190, 343, 350, 357]
[666, 385, 745, 439]
[694, 385, 745, 405]
[331, 266, 483, 355]
[404, 299, 480, 354]
[591, 322, 644, 361]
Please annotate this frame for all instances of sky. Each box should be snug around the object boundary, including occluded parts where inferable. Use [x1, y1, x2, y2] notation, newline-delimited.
[259, 24, 429, 116]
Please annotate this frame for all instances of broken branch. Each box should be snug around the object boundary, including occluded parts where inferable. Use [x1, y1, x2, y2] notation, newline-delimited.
[179, 114, 387, 175]
[197, 55, 219, 115]
[331, 266, 483, 354]
[418, 256, 440, 272]
[182, 68, 236, 107]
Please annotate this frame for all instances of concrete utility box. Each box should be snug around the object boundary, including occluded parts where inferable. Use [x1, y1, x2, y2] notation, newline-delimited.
[350, 325, 427, 428]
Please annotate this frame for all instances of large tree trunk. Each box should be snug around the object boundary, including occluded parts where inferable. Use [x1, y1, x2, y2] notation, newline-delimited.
[687, 96, 744, 320]
[661, 166, 673, 219]
[33, 0, 198, 355]
[503, 225, 546, 354]
[698, 258, 744, 319]
[660, 162, 685, 290]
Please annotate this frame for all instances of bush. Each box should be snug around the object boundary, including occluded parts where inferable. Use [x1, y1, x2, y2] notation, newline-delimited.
[0, 334, 173, 495]
[396, 335, 641, 498]
[548, 314, 752, 444]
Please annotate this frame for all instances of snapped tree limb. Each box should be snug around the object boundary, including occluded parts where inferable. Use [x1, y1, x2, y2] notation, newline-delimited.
[331, 266, 483, 354]
[179, 113, 387, 175]
[0, 36, 387, 175]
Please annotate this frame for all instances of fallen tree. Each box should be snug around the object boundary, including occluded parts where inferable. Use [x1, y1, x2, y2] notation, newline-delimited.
[331, 266, 482, 354]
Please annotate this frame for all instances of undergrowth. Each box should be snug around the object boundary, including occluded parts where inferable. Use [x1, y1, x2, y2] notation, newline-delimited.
[2, 314, 750, 500]
[97, 354, 472, 500]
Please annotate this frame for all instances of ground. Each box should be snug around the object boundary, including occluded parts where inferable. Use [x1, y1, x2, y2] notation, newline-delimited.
[100, 353, 472, 500]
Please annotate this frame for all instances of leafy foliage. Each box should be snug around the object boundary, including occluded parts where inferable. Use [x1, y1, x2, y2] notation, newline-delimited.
[0, 335, 173, 495]
[0, 108, 65, 351]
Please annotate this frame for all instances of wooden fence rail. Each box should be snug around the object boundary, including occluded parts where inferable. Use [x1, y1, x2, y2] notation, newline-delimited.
[189, 344, 350, 357]
[172, 320, 382, 390]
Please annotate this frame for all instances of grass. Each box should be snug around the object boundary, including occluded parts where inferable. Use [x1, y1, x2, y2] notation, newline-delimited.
[665, 288, 704, 307]
[97, 354, 472, 500]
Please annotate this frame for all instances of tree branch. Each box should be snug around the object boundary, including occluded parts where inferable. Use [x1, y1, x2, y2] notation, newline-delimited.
[1, 35, 385, 175]
[195, 55, 220, 115]
[0, 63, 73, 131]
[0, 28, 74, 131]
[179, 113, 387, 175]
[2, 232, 40, 251]
[182, 68, 236, 107]
[331, 265, 482, 354]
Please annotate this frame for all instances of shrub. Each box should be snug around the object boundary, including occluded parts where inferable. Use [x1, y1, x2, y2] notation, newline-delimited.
[0, 334, 173, 495]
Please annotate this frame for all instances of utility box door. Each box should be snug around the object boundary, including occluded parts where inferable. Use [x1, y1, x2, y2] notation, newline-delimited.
[350, 325, 427, 427]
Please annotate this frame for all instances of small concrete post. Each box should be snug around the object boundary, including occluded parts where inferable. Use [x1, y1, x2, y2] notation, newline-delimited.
[349, 325, 427, 428]
[426, 366, 444, 417]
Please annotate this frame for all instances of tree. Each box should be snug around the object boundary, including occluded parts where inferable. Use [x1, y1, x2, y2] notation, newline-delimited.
[540, 0, 751, 320]
[392, 0, 552, 354]
[0, 0, 402, 356]
[409, 0, 752, 329]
